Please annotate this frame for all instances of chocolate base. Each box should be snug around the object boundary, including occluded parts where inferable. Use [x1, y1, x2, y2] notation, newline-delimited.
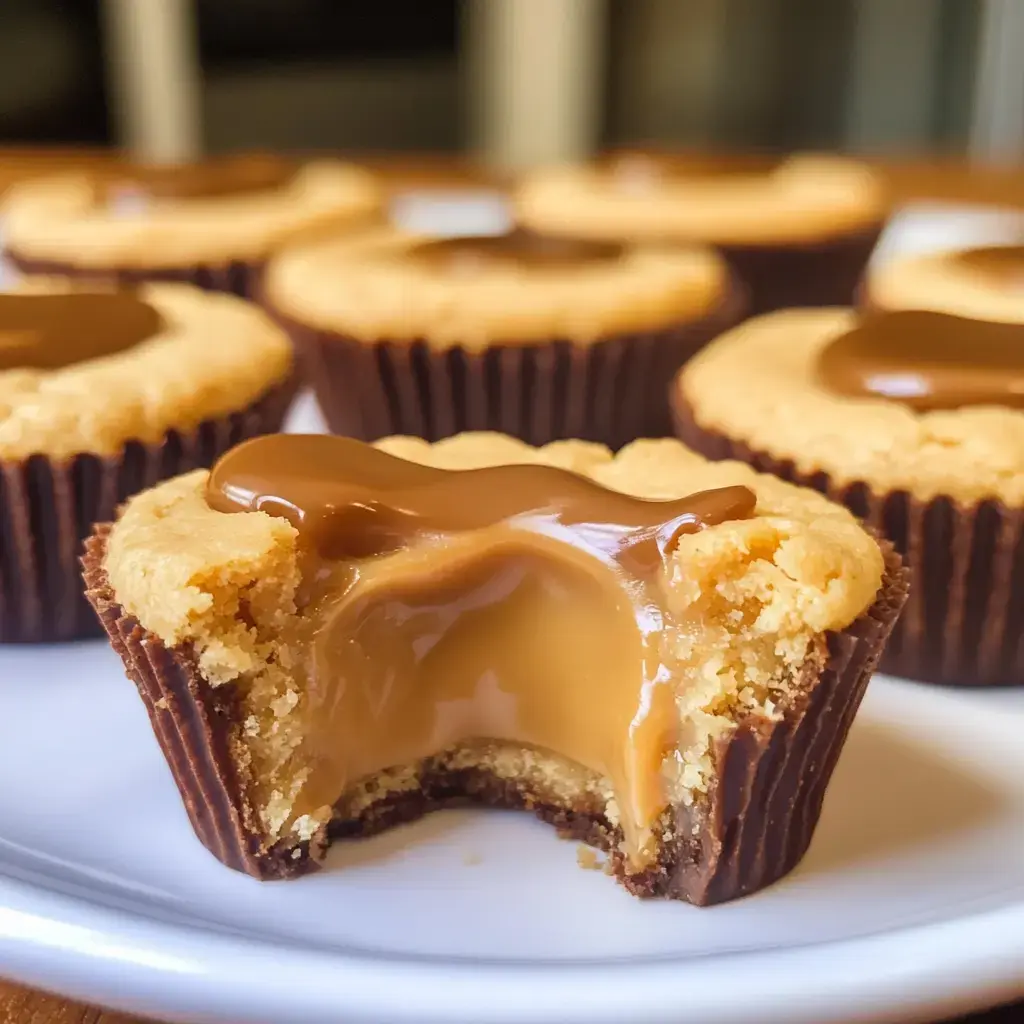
[82, 529, 907, 905]
[718, 223, 883, 316]
[262, 283, 748, 450]
[6, 252, 262, 300]
[672, 390, 1024, 687]
[1, 381, 292, 644]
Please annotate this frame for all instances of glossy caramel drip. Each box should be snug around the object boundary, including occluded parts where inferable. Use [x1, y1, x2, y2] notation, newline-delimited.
[409, 230, 623, 272]
[818, 309, 1024, 411]
[952, 245, 1024, 289]
[207, 435, 755, 861]
[0, 293, 164, 372]
[107, 152, 296, 202]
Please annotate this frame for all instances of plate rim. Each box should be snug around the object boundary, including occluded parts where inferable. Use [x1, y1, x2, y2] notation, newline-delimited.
[0, 863, 1022, 1024]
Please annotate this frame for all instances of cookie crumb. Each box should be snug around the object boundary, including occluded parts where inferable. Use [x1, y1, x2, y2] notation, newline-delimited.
[576, 845, 603, 871]
[461, 851, 483, 866]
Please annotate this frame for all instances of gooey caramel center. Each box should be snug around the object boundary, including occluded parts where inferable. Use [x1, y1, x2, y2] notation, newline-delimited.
[0, 292, 164, 372]
[818, 310, 1024, 411]
[206, 435, 756, 861]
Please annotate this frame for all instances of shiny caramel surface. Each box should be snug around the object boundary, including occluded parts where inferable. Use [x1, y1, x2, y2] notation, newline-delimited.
[207, 435, 755, 859]
[817, 309, 1024, 411]
[0, 292, 163, 371]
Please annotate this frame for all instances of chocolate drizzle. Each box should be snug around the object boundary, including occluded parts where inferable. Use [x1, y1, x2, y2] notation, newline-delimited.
[409, 230, 623, 273]
[818, 309, 1024, 411]
[0, 292, 164, 371]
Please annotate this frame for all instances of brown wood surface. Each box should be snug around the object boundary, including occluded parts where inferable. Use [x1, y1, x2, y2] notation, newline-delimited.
[0, 145, 1022, 1023]
[3, 145, 1024, 208]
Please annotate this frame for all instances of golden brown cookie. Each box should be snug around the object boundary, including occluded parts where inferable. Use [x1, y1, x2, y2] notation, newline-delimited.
[673, 307, 1024, 686]
[84, 432, 906, 905]
[2, 155, 382, 299]
[262, 226, 743, 448]
[1, 279, 294, 642]
[515, 153, 889, 315]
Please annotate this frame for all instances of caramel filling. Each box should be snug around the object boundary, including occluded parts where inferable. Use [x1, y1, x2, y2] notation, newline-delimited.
[206, 435, 755, 862]
[0, 292, 164, 372]
[818, 309, 1024, 411]
[952, 245, 1024, 290]
[106, 152, 297, 204]
[409, 230, 623, 273]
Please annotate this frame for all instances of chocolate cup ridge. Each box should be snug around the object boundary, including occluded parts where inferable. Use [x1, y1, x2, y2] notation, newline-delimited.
[716, 223, 884, 316]
[0, 380, 293, 644]
[6, 252, 264, 300]
[673, 389, 1024, 687]
[82, 528, 907, 905]
[262, 281, 749, 450]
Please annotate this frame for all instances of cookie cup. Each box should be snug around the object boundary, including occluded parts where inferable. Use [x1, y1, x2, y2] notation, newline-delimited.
[1, 282, 293, 642]
[673, 308, 1024, 686]
[83, 434, 907, 904]
[262, 228, 745, 448]
[3, 160, 382, 300]
[515, 153, 888, 315]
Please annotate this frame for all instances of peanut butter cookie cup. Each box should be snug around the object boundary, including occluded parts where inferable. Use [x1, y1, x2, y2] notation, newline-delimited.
[674, 307, 1024, 686]
[1, 281, 293, 642]
[3, 154, 381, 299]
[83, 432, 906, 905]
[515, 153, 888, 315]
[263, 227, 743, 448]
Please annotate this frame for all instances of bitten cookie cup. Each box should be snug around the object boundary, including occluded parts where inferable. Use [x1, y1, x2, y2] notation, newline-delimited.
[1, 157, 382, 300]
[673, 308, 1024, 687]
[514, 153, 889, 316]
[261, 227, 745, 449]
[0, 281, 294, 643]
[83, 433, 907, 905]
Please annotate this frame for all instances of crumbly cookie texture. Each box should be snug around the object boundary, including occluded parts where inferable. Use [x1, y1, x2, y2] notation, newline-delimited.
[0, 280, 292, 460]
[866, 250, 1024, 324]
[515, 155, 887, 247]
[263, 227, 728, 348]
[2, 161, 381, 268]
[104, 432, 884, 844]
[679, 308, 1024, 504]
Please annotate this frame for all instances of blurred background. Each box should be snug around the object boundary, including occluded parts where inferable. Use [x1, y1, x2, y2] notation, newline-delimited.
[0, 0, 1020, 169]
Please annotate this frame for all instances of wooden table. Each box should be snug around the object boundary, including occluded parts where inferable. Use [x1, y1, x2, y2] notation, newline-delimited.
[0, 145, 1022, 1024]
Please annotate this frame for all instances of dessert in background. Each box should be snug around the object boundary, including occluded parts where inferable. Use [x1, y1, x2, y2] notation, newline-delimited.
[515, 152, 889, 315]
[0, 280, 293, 643]
[864, 244, 1024, 322]
[674, 306, 1022, 686]
[83, 431, 907, 905]
[262, 226, 743, 449]
[1, 153, 381, 299]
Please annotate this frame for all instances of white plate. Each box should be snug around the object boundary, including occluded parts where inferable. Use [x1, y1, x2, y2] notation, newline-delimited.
[0, 639, 1022, 1024]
